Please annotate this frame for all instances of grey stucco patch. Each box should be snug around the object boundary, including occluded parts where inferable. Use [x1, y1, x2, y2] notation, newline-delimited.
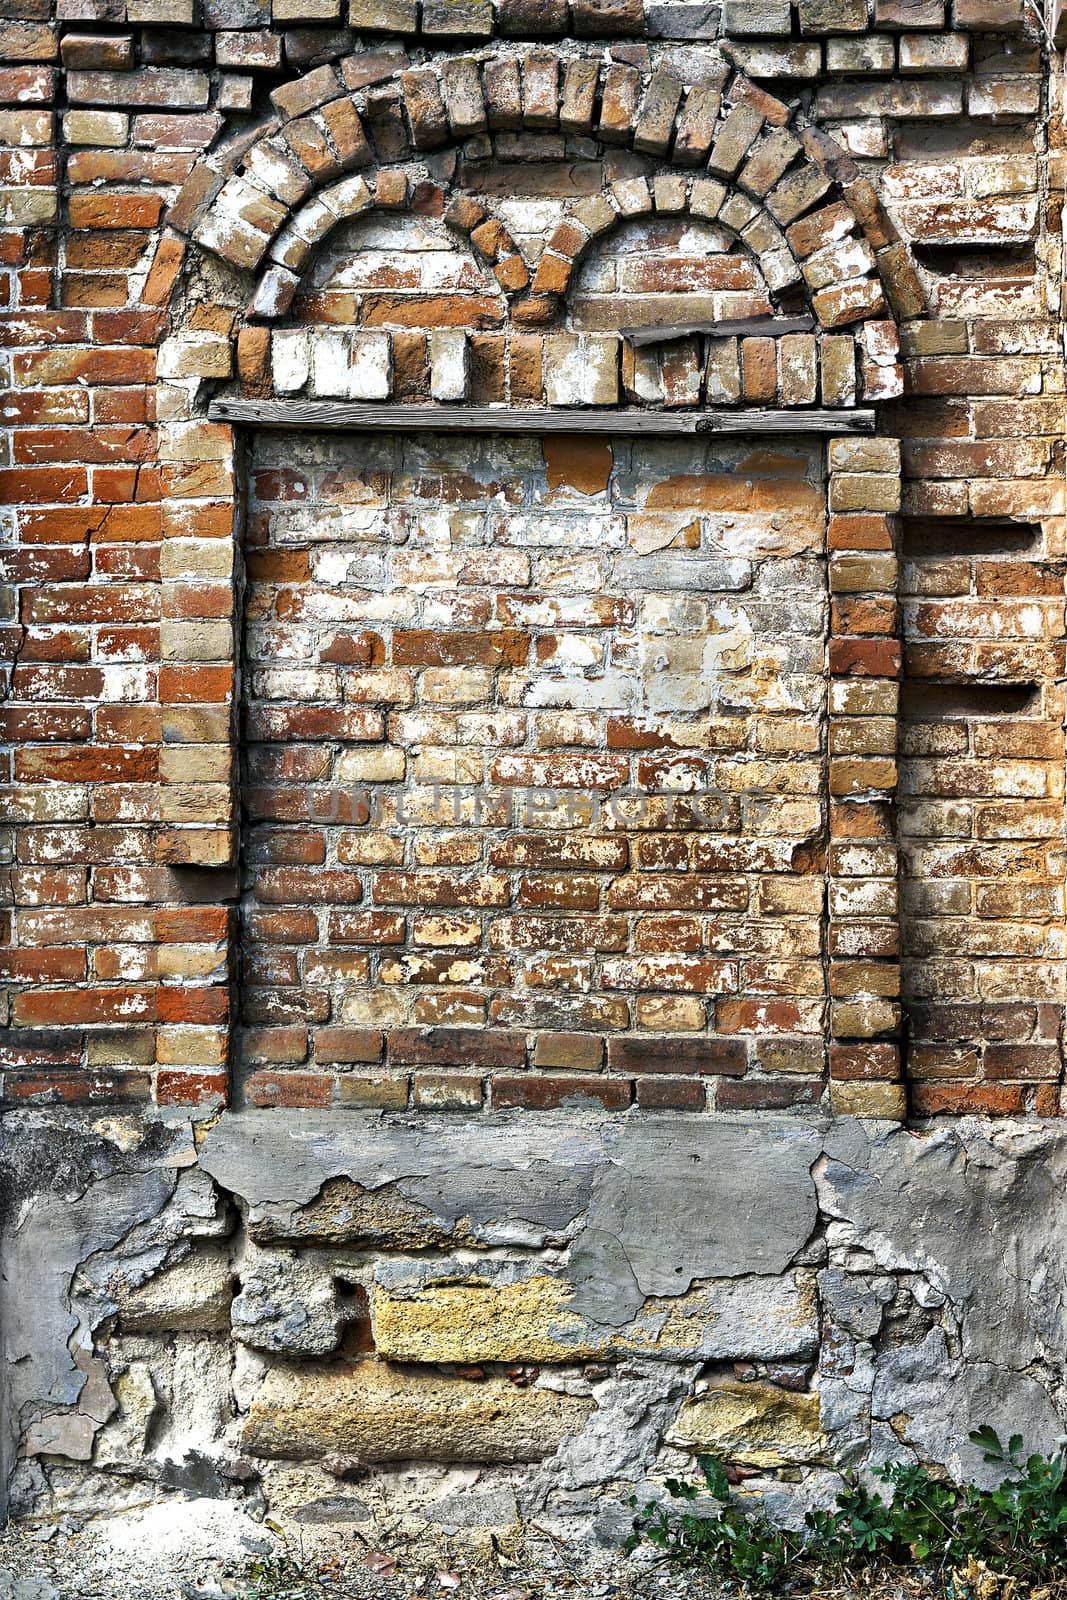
[570, 1118, 823, 1324]
[0, 1113, 196, 1506]
[4, 1169, 173, 1412]
[198, 1111, 604, 1244]
[871, 1327, 1064, 1487]
[818, 1118, 1067, 1369]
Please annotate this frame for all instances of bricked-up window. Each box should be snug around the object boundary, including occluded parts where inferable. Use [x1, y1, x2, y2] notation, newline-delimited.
[238, 429, 831, 1113]
[900, 519, 1067, 1116]
[298, 210, 505, 337]
[570, 216, 773, 332]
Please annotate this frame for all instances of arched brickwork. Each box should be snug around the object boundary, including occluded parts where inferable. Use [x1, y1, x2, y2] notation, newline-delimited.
[139, 51, 933, 426]
[160, 53, 925, 340]
[127, 48, 930, 1120]
[224, 168, 904, 412]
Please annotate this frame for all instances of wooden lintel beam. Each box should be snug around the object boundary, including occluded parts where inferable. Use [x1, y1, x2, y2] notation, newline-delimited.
[620, 317, 816, 347]
[209, 400, 877, 435]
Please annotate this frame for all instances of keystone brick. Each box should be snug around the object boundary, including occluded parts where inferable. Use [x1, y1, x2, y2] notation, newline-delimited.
[598, 63, 641, 144]
[558, 57, 599, 132]
[441, 55, 486, 136]
[401, 69, 449, 148]
[708, 104, 765, 178]
[672, 83, 723, 165]
[633, 71, 684, 158]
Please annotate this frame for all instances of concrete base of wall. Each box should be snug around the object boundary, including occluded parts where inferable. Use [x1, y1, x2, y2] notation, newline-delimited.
[3, 1109, 1065, 1550]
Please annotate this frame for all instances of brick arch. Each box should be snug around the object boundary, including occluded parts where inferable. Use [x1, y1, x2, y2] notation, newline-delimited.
[162, 52, 926, 338]
[247, 159, 864, 333]
[248, 169, 526, 321]
[144, 48, 923, 889]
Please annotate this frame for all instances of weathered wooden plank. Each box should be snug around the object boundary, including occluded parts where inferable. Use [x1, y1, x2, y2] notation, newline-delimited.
[209, 400, 876, 434]
[621, 317, 816, 347]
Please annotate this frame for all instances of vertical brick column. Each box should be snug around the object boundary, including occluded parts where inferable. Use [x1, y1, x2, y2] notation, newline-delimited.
[826, 437, 906, 1119]
[155, 319, 239, 872]
[150, 304, 241, 1108]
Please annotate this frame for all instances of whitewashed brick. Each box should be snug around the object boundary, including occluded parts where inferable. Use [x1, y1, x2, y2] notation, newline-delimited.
[429, 330, 469, 402]
[272, 330, 310, 394]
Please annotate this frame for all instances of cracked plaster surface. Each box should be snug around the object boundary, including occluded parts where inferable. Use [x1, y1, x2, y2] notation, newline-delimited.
[198, 1110, 822, 1325]
[4, 1109, 1067, 1529]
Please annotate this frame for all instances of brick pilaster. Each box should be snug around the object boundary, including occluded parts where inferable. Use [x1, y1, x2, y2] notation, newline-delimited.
[826, 436, 906, 1119]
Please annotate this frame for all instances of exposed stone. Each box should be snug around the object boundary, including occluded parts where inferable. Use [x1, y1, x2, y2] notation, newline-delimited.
[372, 1268, 819, 1365]
[93, 1365, 161, 1469]
[230, 1247, 344, 1356]
[247, 1176, 459, 1249]
[242, 1360, 594, 1462]
[669, 1380, 826, 1466]
[115, 1251, 234, 1334]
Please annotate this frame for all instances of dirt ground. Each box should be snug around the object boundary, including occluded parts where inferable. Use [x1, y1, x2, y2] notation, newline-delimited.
[0, 1514, 1048, 1600]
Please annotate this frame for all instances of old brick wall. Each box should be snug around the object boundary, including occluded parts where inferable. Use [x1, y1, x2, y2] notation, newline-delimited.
[3, 0, 1061, 1120]
[2, 0, 1067, 1555]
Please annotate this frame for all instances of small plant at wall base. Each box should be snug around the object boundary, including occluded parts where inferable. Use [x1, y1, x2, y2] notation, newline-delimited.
[625, 1429, 1067, 1594]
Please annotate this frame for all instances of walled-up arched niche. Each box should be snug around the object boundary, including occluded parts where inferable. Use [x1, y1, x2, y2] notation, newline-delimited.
[157, 49, 927, 416]
[147, 40, 917, 1127]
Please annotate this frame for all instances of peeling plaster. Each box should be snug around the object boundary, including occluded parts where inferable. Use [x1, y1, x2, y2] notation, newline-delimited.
[7, 1110, 1067, 1536]
[198, 1112, 822, 1326]
[0, 1113, 204, 1515]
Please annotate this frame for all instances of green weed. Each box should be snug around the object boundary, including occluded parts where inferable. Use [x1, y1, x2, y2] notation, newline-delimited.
[625, 1428, 1067, 1594]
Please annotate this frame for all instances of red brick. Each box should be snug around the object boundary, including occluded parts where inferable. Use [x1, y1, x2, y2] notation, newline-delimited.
[491, 1075, 632, 1110]
[716, 1079, 823, 1110]
[0, 949, 86, 982]
[606, 1036, 747, 1076]
[314, 1028, 384, 1064]
[830, 1043, 901, 1080]
[155, 1069, 228, 1106]
[635, 1077, 706, 1110]
[911, 1084, 1027, 1116]
[983, 1045, 1061, 1081]
[3, 1072, 151, 1106]
[68, 192, 164, 231]
[388, 1027, 526, 1068]
[829, 638, 903, 677]
[0, 467, 88, 503]
[246, 1070, 333, 1108]
[12, 988, 155, 1025]
[256, 869, 364, 905]
[157, 988, 229, 1025]
[393, 629, 528, 666]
